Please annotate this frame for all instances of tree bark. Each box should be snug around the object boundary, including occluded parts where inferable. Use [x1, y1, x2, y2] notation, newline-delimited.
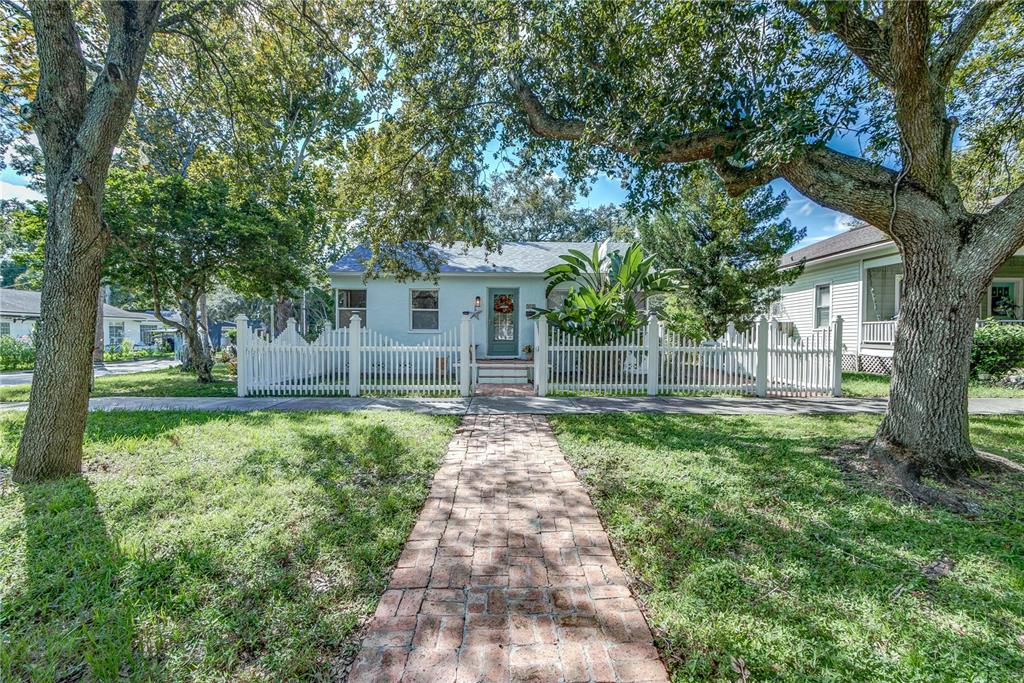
[274, 295, 295, 335]
[868, 240, 983, 480]
[14, 0, 163, 482]
[14, 192, 107, 482]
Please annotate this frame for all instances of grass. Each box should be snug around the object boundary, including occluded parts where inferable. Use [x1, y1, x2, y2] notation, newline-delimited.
[550, 413, 1024, 682]
[843, 371, 1024, 398]
[0, 410, 458, 681]
[0, 365, 237, 403]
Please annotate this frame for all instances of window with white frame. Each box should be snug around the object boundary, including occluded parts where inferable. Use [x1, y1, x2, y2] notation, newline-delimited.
[410, 289, 439, 330]
[336, 289, 367, 327]
[140, 324, 158, 345]
[108, 322, 125, 346]
[814, 284, 831, 328]
[0, 321, 9, 336]
[990, 280, 1021, 319]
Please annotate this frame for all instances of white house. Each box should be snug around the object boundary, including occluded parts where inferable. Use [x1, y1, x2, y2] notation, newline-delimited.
[776, 224, 1024, 373]
[327, 241, 629, 359]
[0, 287, 160, 348]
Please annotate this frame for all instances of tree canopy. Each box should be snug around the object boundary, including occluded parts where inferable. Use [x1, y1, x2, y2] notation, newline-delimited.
[639, 165, 804, 338]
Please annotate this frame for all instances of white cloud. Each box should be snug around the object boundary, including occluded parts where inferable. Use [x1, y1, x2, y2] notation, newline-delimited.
[828, 213, 859, 234]
[0, 180, 43, 202]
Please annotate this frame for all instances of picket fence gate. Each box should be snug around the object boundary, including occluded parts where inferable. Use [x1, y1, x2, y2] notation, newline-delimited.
[235, 313, 842, 398]
[534, 315, 842, 398]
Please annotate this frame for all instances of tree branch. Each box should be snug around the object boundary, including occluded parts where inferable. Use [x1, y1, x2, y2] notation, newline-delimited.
[785, 1, 894, 87]
[965, 184, 1024, 279]
[511, 74, 732, 163]
[933, 0, 1006, 85]
[779, 145, 947, 239]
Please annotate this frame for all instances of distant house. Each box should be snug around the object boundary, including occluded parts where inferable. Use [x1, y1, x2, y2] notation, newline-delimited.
[328, 241, 630, 359]
[776, 224, 1024, 373]
[0, 287, 160, 348]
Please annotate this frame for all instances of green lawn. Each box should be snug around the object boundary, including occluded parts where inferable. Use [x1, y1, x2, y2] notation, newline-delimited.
[0, 365, 237, 403]
[551, 413, 1024, 682]
[0, 410, 457, 681]
[843, 371, 1024, 398]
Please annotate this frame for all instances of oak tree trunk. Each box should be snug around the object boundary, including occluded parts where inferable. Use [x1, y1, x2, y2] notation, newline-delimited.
[274, 295, 295, 335]
[179, 298, 213, 383]
[14, 190, 107, 482]
[869, 240, 983, 481]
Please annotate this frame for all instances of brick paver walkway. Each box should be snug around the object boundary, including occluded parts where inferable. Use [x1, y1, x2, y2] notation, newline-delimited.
[348, 414, 668, 683]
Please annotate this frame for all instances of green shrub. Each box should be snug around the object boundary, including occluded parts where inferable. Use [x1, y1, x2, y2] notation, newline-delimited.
[971, 323, 1024, 377]
[0, 335, 35, 370]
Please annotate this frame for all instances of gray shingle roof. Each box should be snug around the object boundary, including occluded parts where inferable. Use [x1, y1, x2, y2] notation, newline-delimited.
[781, 224, 890, 268]
[329, 241, 633, 275]
[0, 288, 158, 320]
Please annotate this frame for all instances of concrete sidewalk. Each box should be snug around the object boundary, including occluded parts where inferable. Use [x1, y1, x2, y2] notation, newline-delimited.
[3, 394, 1024, 415]
[0, 358, 179, 386]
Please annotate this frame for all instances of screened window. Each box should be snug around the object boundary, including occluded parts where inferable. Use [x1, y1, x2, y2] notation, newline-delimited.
[108, 322, 125, 346]
[140, 324, 158, 345]
[410, 289, 439, 330]
[0, 321, 9, 336]
[336, 289, 367, 327]
[814, 284, 831, 328]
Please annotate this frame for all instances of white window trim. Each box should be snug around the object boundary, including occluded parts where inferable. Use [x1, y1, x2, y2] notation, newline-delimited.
[409, 288, 440, 332]
[335, 288, 367, 328]
[0, 321, 10, 336]
[989, 278, 1024, 319]
[108, 322, 126, 346]
[814, 282, 832, 329]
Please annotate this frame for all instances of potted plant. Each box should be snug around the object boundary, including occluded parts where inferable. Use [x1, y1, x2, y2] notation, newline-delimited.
[522, 344, 534, 360]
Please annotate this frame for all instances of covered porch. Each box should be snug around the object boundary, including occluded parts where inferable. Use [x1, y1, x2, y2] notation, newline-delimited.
[860, 255, 1024, 349]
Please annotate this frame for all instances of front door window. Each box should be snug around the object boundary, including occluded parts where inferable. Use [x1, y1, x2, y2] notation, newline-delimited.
[488, 289, 518, 356]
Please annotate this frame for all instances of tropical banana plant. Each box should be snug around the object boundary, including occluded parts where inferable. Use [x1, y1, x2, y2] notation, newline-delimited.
[531, 241, 677, 344]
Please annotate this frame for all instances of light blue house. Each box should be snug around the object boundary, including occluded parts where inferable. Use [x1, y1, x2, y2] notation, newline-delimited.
[327, 241, 628, 359]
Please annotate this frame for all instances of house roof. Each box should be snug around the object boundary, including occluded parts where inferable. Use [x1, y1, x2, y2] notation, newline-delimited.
[0, 288, 158, 321]
[780, 224, 891, 268]
[329, 241, 633, 275]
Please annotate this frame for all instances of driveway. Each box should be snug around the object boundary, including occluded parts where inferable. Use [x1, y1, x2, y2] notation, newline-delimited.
[0, 357, 179, 387]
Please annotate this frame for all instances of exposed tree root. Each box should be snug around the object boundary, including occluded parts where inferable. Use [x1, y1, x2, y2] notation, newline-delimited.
[975, 450, 1024, 475]
[865, 438, 983, 515]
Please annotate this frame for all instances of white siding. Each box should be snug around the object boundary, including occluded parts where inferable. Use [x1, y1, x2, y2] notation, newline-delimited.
[0, 317, 35, 339]
[778, 258, 862, 354]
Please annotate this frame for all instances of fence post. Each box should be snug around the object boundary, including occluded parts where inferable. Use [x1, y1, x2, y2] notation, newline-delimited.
[460, 313, 472, 397]
[348, 315, 361, 397]
[235, 314, 248, 397]
[646, 314, 660, 396]
[832, 315, 844, 397]
[535, 317, 548, 397]
[755, 315, 769, 397]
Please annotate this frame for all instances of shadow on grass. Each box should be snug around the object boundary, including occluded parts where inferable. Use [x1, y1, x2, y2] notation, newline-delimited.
[1, 476, 156, 681]
[551, 413, 1024, 681]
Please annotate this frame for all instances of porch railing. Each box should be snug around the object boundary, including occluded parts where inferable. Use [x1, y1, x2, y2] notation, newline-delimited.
[862, 320, 897, 345]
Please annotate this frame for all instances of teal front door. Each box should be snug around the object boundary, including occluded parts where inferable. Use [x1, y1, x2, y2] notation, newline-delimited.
[487, 288, 519, 357]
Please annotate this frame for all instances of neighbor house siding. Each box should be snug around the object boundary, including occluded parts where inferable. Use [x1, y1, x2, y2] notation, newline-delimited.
[0, 317, 35, 339]
[778, 257, 862, 354]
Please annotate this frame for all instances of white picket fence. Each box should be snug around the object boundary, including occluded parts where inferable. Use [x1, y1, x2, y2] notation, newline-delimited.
[236, 313, 842, 398]
[534, 316, 842, 397]
[235, 314, 470, 397]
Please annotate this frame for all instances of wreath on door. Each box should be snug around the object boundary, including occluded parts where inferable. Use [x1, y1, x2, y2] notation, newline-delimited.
[493, 295, 514, 314]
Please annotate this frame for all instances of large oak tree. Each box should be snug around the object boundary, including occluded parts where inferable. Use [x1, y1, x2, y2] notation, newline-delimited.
[355, 0, 1024, 502]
